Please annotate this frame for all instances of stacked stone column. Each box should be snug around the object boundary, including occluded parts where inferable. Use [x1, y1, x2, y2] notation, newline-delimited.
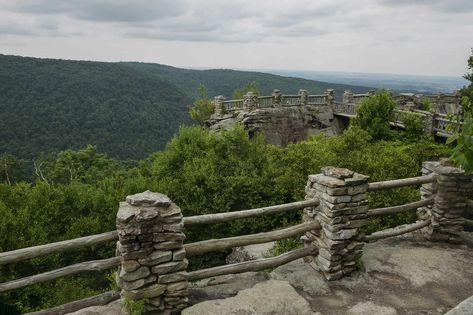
[243, 92, 257, 111]
[303, 167, 369, 280]
[298, 89, 308, 106]
[213, 95, 225, 116]
[325, 89, 335, 107]
[271, 89, 282, 107]
[422, 111, 437, 139]
[116, 191, 188, 314]
[418, 160, 473, 242]
[342, 90, 354, 105]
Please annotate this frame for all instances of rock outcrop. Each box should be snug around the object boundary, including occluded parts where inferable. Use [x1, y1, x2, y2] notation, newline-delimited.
[208, 105, 334, 147]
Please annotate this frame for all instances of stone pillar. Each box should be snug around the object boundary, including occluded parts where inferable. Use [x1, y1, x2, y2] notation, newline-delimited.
[342, 90, 353, 104]
[272, 89, 282, 107]
[116, 191, 188, 314]
[422, 111, 437, 139]
[298, 89, 308, 106]
[213, 95, 225, 116]
[243, 92, 257, 111]
[418, 160, 473, 242]
[325, 89, 335, 107]
[303, 167, 369, 280]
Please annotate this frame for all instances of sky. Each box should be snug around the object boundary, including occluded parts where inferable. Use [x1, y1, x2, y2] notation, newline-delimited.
[0, 0, 472, 77]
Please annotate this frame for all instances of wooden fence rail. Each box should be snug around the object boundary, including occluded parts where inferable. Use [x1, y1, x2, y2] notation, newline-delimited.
[0, 230, 118, 266]
[185, 245, 317, 282]
[184, 221, 321, 256]
[24, 291, 120, 315]
[367, 198, 434, 217]
[0, 257, 120, 293]
[183, 199, 319, 226]
[367, 174, 435, 191]
[360, 220, 431, 242]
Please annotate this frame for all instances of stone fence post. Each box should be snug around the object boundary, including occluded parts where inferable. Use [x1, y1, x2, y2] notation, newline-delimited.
[325, 89, 335, 107]
[116, 191, 188, 314]
[342, 90, 353, 105]
[272, 89, 282, 107]
[303, 167, 369, 280]
[213, 95, 225, 116]
[299, 89, 308, 106]
[243, 92, 257, 111]
[418, 160, 473, 242]
[422, 111, 438, 139]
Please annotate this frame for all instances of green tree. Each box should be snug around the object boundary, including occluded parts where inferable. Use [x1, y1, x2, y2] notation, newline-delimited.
[352, 90, 396, 140]
[447, 50, 473, 171]
[232, 81, 262, 99]
[189, 85, 215, 126]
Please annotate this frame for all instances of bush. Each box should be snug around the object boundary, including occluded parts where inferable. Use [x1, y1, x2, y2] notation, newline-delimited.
[401, 112, 425, 139]
[352, 90, 396, 140]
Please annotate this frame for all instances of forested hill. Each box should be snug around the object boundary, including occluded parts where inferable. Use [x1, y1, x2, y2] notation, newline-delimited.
[0, 54, 372, 160]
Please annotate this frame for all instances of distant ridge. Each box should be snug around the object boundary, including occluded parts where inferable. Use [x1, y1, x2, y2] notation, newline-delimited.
[0, 54, 373, 160]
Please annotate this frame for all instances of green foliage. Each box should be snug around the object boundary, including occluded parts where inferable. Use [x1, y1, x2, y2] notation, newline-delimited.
[0, 127, 450, 313]
[446, 96, 473, 171]
[421, 97, 433, 111]
[352, 90, 396, 140]
[232, 81, 262, 99]
[270, 237, 303, 257]
[401, 112, 425, 139]
[189, 85, 215, 125]
[124, 298, 148, 315]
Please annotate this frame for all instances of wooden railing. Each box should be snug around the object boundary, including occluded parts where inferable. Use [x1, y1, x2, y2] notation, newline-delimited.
[307, 94, 326, 105]
[359, 174, 437, 242]
[2, 166, 471, 314]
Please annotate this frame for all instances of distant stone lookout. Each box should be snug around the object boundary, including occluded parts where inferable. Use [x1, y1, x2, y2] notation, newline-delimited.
[207, 89, 461, 146]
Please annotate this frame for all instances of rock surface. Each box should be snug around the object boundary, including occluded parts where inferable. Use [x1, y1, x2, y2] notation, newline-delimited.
[183, 280, 316, 315]
[68, 234, 473, 315]
[226, 242, 274, 264]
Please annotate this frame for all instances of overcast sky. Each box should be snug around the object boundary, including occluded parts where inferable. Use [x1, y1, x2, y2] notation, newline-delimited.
[1, 0, 472, 77]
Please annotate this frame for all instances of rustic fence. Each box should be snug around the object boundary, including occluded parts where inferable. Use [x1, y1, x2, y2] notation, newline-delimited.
[1, 160, 472, 314]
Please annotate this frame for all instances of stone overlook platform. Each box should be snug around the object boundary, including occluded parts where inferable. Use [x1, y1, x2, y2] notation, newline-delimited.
[207, 89, 462, 146]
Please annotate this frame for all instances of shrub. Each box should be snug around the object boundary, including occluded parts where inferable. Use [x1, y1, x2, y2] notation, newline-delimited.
[352, 90, 396, 140]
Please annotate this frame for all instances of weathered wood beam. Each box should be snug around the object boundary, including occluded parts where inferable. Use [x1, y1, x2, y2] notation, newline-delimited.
[185, 245, 317, 282]
[367, 174, 435, 191]
[24, 290, 120, 315]
[360, 220, 430, 242]
[0, 230, 118, 266]
[442, 230, 473, 247]
[183, 199, 319, 226]
[0, 257, 120, 293]
[184, 221, 321, 256]
[367, 198, 434, 217]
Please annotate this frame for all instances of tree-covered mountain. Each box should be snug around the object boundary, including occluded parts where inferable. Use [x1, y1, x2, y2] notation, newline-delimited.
[0, 54, 372, 160]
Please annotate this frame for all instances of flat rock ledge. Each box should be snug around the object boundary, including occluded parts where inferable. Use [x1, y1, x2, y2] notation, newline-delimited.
[68, 234, 473, 315]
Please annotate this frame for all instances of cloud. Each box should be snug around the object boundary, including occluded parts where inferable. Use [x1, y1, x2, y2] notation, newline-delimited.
[380, 0, 473, 13]
[3, 0, 186, 22]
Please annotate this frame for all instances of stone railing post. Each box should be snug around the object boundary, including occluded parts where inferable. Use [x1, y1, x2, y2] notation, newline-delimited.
[116, 191, 188, 314]
[418, 160, 473, 242]
[272, 89, 282, 107]
[325, 89, 335, 107]
[243, 92, 257, 111]
[303, 167, 369, 280]
[298, 89, 308, 106]
[422, 111, 437, 139]
[213, 95, 225, 116]
[342, 90, 353, 105]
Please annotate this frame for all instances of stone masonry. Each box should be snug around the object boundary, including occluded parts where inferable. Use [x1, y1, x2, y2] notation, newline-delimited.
[303, 167, 369, 280]
[418, 160, 473, 242]
[116, 191, 188, 314]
